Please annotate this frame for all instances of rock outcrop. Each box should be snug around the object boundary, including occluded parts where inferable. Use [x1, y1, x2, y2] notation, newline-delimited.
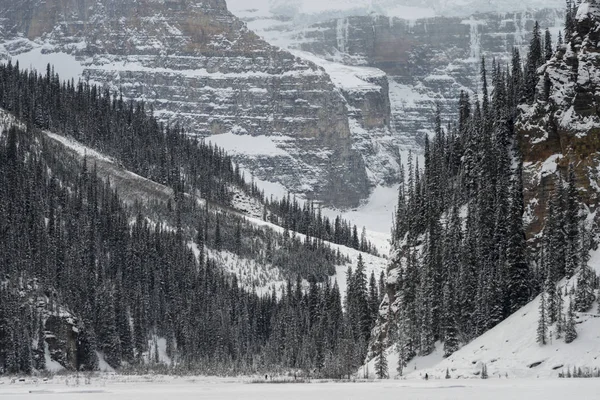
[517, 0, 600, 238]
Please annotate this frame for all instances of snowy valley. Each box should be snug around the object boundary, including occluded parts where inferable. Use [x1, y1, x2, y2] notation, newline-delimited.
[0, 0, 599, 396]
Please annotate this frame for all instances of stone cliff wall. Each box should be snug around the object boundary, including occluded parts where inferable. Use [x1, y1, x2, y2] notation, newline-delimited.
[0, 0, 372, 207]
[293, 10, 563, 144]
[517, 1, 600, 239]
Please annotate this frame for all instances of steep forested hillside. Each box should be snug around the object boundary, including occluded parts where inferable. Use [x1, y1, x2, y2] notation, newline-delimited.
[373, 0, 597, 377]
[0, 61, 387, 375]
[0, 60, 380, 257]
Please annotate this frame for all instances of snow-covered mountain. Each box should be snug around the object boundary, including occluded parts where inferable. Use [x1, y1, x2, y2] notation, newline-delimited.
[226, 0, 565, 234]
[228, 0, 564, 23]
[0, 0, 566, 224]
[0, 0, 384, 208]
[40, 109, 388, 299]
[229, 0, 564, 142]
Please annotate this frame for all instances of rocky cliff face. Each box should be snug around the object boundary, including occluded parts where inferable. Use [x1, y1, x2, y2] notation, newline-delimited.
[517, 1, 600, 239]
[0, 0, 569, 212]
[0, 0, 372, 207]
[285, 10, 564, 145]
[230, 5, 564, 201]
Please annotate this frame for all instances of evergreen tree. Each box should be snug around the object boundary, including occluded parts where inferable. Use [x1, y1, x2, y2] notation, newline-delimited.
[374, 340, 389, 379]
[506, 160, 531, 313]
[555, 291, 565, 339]
[537, 293, 547, 345]
[35, 314, 46, 371]
[545, 28, 553, 61]
[77, 319, 99, 371]
[565, 295, 578, 344]
[545, 270, 558, 324]
[575, 264, 595, 312]
[565, 164, 580, 278]
[368, 271, 379, 329]
[524, 21, 543, 103]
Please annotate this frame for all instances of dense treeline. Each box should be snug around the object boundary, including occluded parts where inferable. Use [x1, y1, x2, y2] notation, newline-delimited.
[263, 257, 384, 378]
[0, 125, 382, 375]
[264, 193, 380, 256]
[390, 15, 593, 375]
[0, 60, 377, 255]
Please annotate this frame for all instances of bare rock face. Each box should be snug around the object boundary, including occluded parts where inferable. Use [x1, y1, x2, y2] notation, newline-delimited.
[44, 313, 78, 370]
[517, 1, 600, 238]
[0, 0, 371, 207]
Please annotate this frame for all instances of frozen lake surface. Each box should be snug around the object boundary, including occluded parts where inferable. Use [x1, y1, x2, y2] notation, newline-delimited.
[0, 377, 598, 399]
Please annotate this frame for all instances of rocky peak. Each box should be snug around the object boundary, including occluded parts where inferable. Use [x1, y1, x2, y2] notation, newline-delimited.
[517, 0, 600, 238]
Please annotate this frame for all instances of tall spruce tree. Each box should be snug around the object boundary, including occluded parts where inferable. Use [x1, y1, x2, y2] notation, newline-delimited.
[537, 293, 548, 345]
[565, 294, 578, 344]
[374, 339, 389, 379]
[506, 160, 531, 313]
[524, 21, 543, 103]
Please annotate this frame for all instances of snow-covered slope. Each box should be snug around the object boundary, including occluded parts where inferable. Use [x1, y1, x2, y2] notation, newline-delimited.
[44, 128, 388, 298]
[415, 249, 600, 379]
[362, 249, 600, 380]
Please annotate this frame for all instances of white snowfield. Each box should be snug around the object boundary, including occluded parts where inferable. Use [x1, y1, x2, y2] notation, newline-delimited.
[0, 376, 597, 399]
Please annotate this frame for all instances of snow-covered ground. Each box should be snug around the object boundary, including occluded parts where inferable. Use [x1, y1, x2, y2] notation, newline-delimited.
[0, 376, 597, 399]
[1, 40, 85, 82]
[365, 247, 600, 380]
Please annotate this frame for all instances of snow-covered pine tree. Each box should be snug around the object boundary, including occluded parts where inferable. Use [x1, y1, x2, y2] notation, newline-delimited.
[537, 292, 547, 345]
[564, 164, 581, 278]
[565, 295, 578, 344]
[96, 286, 122, 368]
[77, 318, 99, 371]
[524, 21, 543, 103]
[115, 289, 134, 364]
[19, 327, 33, 374]
[214, 214, 222, 251]
[575, 264, 595, 312]
[419, 237, 436, 356]
[564, 0, 577, 43]
[506, 160, 531, 313]
[545, 268, 558, 324]
[545, 28, 553, 61]
[368, 271, 379, 329]
[374, 340, 389, 379]
[555, 290, 565, 339]
[35, 314, 46, 371]
[545, 183, 566, 283]
[379, 271, 386, 305]
[442, 281, 459, 357]
[396, 338, 406, 377]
